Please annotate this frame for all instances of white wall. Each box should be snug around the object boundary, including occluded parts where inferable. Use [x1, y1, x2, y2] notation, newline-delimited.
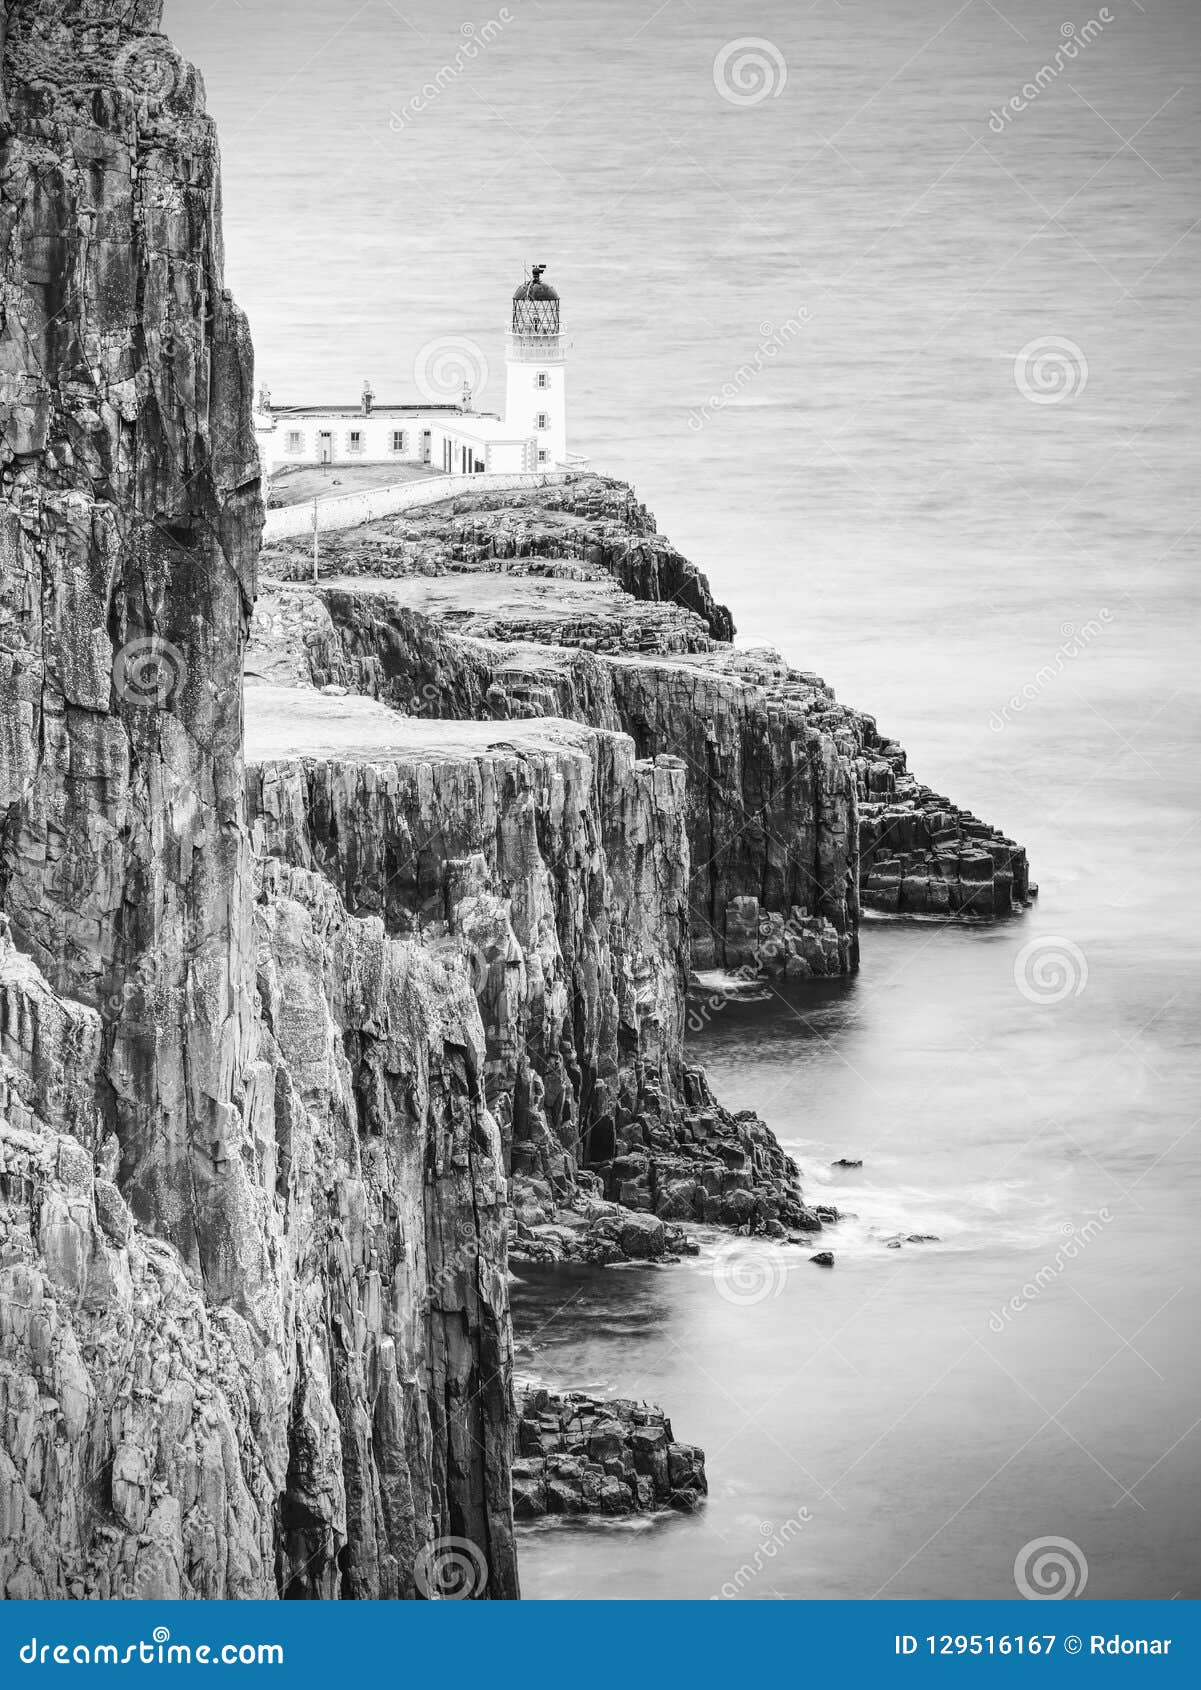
[481, 436, 528, 474]
[505, 356, 567, 467]
[262, 468, 584, 544]
[257, 413, 438, 480]
[425, 423, 531, 477]
[260, 412, 537, 480]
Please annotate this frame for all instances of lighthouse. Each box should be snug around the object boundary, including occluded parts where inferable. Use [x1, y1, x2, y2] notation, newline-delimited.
[506, 264, 568, 469]
[253, 265, 582, 486]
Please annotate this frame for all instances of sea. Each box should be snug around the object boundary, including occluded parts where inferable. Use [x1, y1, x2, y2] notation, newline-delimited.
[171, 0, 1201, 1600]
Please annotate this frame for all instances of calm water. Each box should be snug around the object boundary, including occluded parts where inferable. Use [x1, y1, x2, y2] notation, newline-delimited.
[172, 0, 1201, 1599]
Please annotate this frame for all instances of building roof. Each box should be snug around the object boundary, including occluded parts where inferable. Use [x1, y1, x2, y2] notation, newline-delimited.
[441, 415, 529, 443]
[512, 264, 561, 337]
[266, 403, 466, 419]
[513, 269, 559, 303]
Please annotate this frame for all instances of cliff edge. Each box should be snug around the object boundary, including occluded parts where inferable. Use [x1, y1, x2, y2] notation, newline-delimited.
[258, 475, 1032, 976]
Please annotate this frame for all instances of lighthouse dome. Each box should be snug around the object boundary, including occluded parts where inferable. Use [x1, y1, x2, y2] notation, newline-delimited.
[512, 265, 560, 335]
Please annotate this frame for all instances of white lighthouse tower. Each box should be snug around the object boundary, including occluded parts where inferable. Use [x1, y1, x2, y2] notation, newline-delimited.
[506, 264, 568, 469]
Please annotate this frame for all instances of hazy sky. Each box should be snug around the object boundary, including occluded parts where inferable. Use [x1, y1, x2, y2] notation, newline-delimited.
[169, 0, 1199, 402]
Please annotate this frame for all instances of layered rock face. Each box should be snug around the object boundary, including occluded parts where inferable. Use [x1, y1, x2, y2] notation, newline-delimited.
[246, 699, 688, 1203]
[0, 0, 260, 1290]
[0, 895, 516, 1600]
[708, 648, 1033, 928]
[252, 505, 1030, 979]
[0, 6, 516, 1600]
[251, 580, 860, 977]
[270, 477, 735, 643]
[242, 689, 820, 1249]
[248, 864, 515, 1601]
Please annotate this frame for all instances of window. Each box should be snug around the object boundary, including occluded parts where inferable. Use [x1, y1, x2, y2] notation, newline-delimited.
[391, 430, 407, 453]
[536, 372, 549, 390]
[535, 412, 550, 431]
[537, 448, 549, 464]
[348, 430, 364, 453]
[286, 431, 304, 453]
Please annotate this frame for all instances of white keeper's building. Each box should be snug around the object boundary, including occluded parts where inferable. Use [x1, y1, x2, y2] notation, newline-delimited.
[253, 265, 575, 483]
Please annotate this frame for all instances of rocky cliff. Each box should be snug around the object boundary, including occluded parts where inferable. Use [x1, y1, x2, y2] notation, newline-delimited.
[241, 686, 823, 1251]
[242, 478, 1032, 1257]
[0, 4, 515, 1600]
[256, 487, 1031, 977]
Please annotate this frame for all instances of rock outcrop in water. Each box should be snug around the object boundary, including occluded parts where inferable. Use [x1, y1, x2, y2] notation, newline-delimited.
[0, 4, 515, 1600]
[512, 1386, 706, 1520]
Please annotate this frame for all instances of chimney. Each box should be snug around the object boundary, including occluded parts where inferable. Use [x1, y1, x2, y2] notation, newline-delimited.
[361, 379, 374, 416]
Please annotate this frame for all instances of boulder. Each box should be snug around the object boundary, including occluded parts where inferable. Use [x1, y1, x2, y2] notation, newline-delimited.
[617, 1212, 667, 1260]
